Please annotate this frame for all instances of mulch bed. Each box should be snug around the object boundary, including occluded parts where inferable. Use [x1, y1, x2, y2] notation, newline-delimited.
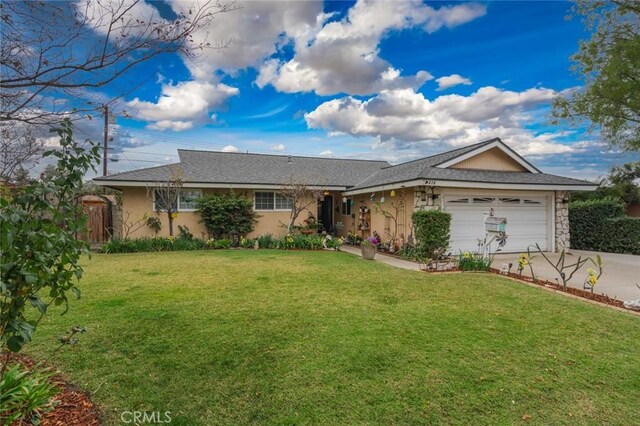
[7, 354, 102, 426]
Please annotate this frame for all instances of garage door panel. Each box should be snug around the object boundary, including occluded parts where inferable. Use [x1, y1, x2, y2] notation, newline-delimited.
[444, 194, 549, 253]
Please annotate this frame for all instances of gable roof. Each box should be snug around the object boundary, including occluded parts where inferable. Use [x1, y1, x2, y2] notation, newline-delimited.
[433, 138, 541, 173]
[345, 138, 593, 193]
[94, 150, 390, 189]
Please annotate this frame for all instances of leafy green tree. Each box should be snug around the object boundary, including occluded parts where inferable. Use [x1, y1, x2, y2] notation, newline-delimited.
[552, 0, 640, 151]
[196, 192, 258, 240]
[571, 161, 640, 205]
[0, 119, 99, 377]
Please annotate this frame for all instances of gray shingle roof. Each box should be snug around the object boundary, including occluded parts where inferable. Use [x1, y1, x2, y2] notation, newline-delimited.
[94, 138, 595, 189]
[349, 138, 592, 190]
[95, 150, 390, 187]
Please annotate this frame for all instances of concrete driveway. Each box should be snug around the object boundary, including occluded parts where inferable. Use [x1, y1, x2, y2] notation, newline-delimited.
[492, 250, 640, 301]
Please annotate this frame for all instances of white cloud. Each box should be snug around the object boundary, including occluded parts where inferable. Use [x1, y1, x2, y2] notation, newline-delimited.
[126, 80, 239, 131]
[305, 86, 574, 155]
[171, 1, 325, 79]
[80, 1, 487, 130]
[221, 145, 239, 153]
[436, 74, 472, 91]
[319, 150, 333, 156]
[271, 144, 285, 151]
[257, 1, 485, 96]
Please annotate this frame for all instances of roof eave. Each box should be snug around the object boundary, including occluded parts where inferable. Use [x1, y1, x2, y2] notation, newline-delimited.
[343, 178, 597, 196]
[92, 179, 348, 191]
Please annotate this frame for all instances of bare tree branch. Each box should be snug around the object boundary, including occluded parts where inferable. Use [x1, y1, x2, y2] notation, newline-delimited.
[279, 179, 323, 233]
[0, 0, 239, 126]
[146, 167, 184, 237]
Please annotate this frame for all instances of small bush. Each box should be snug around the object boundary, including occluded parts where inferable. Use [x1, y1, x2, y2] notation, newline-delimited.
[412, 210, 451, 259]
[209, 239, 231, 249]
[569, 197, 640, 254]
[177, 225, 194, 240]
[172, 238, 207, 251]
[256, 234, 275, 249]
[197, 192, 258, 239]
[0, 363, 59, 425]
[458, 251, 490, 271]
[102, 237, 201, 253]
[240, 237, 255, 249]
[146, 216, 161, 234]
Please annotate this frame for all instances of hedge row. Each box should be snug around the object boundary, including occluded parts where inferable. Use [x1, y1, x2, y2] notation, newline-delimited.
[569, 197, 640, 255]
[411, 209, 451, 258]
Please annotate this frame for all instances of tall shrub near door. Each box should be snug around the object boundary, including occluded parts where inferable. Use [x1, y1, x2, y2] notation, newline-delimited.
[412, 210, 452, 259]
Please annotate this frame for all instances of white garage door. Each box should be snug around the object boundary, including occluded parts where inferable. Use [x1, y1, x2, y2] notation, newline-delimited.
[444, 195, 549, 253]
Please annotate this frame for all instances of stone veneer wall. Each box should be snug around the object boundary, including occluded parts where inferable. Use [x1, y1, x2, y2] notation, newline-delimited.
[555, 190, 570, 252]
[413, 188, 442, 211]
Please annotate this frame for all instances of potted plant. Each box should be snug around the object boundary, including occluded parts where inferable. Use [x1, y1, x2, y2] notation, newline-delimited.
[361, 235, 379, 260]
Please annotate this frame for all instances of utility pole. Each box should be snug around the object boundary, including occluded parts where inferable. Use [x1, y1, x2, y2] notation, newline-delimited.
[103, 105, 109, 176]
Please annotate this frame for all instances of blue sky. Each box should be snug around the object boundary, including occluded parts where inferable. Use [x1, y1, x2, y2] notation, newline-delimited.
[65, 0, 637, 180]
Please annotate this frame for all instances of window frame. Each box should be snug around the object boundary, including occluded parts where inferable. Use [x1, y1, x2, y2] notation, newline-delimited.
[253, 191, 293, 211]
[152, 189, 202, 212]
[341, 197, 352, 216]
[178, 189, 203, 212]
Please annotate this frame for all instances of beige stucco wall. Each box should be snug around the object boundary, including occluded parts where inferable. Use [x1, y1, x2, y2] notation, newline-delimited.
[119, 187, 208, 239]
[348, 188, 414, 246]
[116, 187, 319, 239]
[251, 193, 318, 238]
[450, 147, 528, 172]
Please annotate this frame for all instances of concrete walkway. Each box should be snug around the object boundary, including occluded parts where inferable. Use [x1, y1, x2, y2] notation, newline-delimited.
[339, 245, 421, 271]
[492, 250, 640, 301]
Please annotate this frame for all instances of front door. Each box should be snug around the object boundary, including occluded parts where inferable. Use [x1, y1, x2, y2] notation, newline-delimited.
[318, 195, 333, 233]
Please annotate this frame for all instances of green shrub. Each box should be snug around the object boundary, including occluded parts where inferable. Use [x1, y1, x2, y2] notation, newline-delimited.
[101, 234, 343, 253]
[146, 216, 161, 234]
[214, 239, 231, 249]
[1, 119, 100, 354]
[0, 363, 59, 425]
[458, 251, 490, 271]
[196, 192, 258, 239]
[256, 234, 275, 249]
[177, 225, 194, 240]
[412, 210, 451, 259]
[101, 237, 203, 253]
[240, 237, 255, 249]
[569, 197, 639, 254]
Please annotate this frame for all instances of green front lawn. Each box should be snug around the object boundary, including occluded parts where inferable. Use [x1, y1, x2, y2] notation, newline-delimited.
[26, 250, 640, 425]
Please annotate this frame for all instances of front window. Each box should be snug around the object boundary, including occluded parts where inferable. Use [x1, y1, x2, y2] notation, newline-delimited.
[342, 198, 352, 215]
[275, 193, 294, 210]
[254, 192, 293, 210]
[179, 189, 202, 210]
[254, 192, 275, 210]
[153, 189, 202, 212]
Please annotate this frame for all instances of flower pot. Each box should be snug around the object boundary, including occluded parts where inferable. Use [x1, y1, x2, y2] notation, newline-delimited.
[361, 244, 376, 260]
